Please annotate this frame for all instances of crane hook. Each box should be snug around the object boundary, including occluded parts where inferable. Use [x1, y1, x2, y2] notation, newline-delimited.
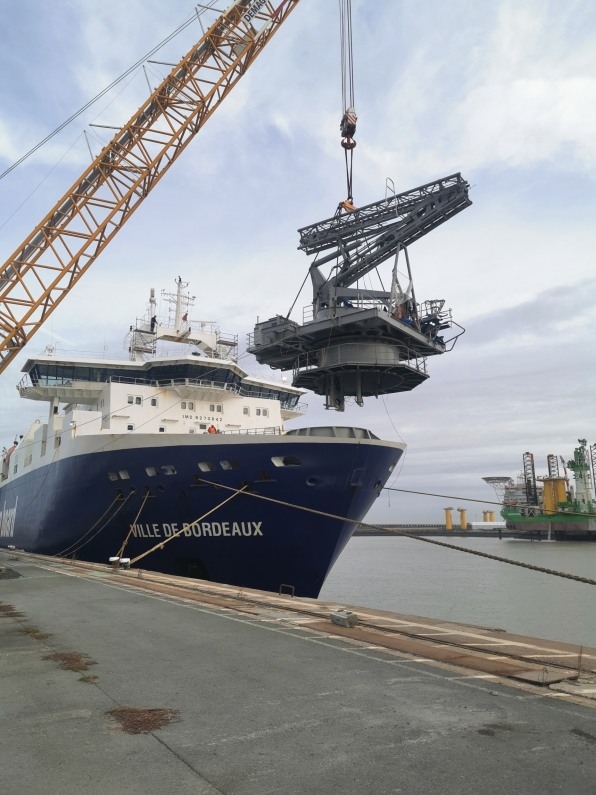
[340, 106, 357, 150]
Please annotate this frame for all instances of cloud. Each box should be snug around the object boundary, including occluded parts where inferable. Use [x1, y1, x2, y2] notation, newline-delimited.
[359, 0, 596, 182]
[1, 0, 595, 524]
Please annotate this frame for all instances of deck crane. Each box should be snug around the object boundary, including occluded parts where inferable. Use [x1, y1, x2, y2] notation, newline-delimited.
[248, 173, 472, 410]
[0, 0, 300, 375]
[247, 1, 471, 411]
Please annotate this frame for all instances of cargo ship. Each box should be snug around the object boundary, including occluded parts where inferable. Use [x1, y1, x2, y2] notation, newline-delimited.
[0, 279, 404, 597]
[483, 440, 596, 540]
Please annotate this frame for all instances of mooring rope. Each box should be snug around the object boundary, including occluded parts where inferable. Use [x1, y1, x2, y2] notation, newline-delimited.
[197, 480, 596, 586]
[128, 484, 248, 566]
[57, 491, 133, 558]
[115, 488, 152, 560]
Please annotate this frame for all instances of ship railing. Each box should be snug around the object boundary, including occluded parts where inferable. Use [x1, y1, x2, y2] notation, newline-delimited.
[297, 299, 464, 350]
[301, 298, 385, 324]
[221, 426, 283, 436]
[282, 401, 308, 415]
[293, 346, 429, 375]
[519, 505, 542, 517]
[18, 370, 302, 411]
[106, 376, 301, 410]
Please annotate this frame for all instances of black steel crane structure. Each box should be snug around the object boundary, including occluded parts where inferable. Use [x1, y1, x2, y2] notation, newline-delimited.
[248, 173, 472, 410]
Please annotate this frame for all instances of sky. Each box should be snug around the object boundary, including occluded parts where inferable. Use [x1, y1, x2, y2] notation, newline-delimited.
[0, 0, 595, 523]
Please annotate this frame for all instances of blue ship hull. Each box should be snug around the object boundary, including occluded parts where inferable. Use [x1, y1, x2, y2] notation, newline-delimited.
[0, 437, 402, 597]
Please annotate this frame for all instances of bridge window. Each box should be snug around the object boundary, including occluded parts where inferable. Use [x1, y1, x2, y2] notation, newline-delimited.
[198, 461, 216, 473]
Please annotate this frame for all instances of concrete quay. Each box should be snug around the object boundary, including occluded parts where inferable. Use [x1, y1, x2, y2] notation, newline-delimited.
[1, 550, 595, 795]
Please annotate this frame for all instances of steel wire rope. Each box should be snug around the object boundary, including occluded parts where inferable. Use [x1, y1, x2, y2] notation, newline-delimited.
[128, 484, 248, 566]
[0, 11, 200, 181]
[285, 250, 321, 321]
[196, 479, 596, 586]
[379, 395, 408, 502]
[0, 133, 85, 233]
[1, 65, 145, 233]
[386, 484, 596, 521]
[385, 485, 520, 509]
[339, 0, 356, 201]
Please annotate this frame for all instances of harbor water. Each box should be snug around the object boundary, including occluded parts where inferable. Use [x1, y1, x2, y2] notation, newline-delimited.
[319, 536, 596, 648]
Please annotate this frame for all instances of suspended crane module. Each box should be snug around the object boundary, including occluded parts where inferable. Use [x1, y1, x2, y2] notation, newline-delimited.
[249, 173, 472, 410]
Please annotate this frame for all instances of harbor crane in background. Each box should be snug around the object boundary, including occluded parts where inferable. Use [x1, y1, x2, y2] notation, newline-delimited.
[0, 0, 301, 374]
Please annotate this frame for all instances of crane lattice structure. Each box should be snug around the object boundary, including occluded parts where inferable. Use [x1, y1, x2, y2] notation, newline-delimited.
[0, 0, 300, 374]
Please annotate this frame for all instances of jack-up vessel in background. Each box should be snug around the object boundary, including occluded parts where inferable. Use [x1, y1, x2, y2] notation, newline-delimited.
[484, 441, 596, 540]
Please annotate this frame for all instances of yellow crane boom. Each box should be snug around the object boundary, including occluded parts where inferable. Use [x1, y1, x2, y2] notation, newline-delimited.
[0, 0, 300, 374]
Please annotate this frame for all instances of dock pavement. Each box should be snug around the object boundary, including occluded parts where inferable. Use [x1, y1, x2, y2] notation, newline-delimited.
[1, 550, 595, 795]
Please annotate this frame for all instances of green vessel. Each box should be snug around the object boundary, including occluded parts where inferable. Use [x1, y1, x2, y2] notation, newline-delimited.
[483, 440, 596, 540]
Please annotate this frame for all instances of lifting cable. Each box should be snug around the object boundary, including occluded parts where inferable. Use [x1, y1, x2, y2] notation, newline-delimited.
[339, 0, 357, 208]
[197, 479, 596, 586]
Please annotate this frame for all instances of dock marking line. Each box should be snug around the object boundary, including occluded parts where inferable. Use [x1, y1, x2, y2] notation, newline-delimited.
[42, 568, 596, 711]
[17, 564, 596, 717]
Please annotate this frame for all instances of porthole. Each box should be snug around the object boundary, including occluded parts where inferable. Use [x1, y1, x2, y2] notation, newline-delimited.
[306, 476, 318, 487]
[271, 455, 301, 468]
[198, 461, 216, 473]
